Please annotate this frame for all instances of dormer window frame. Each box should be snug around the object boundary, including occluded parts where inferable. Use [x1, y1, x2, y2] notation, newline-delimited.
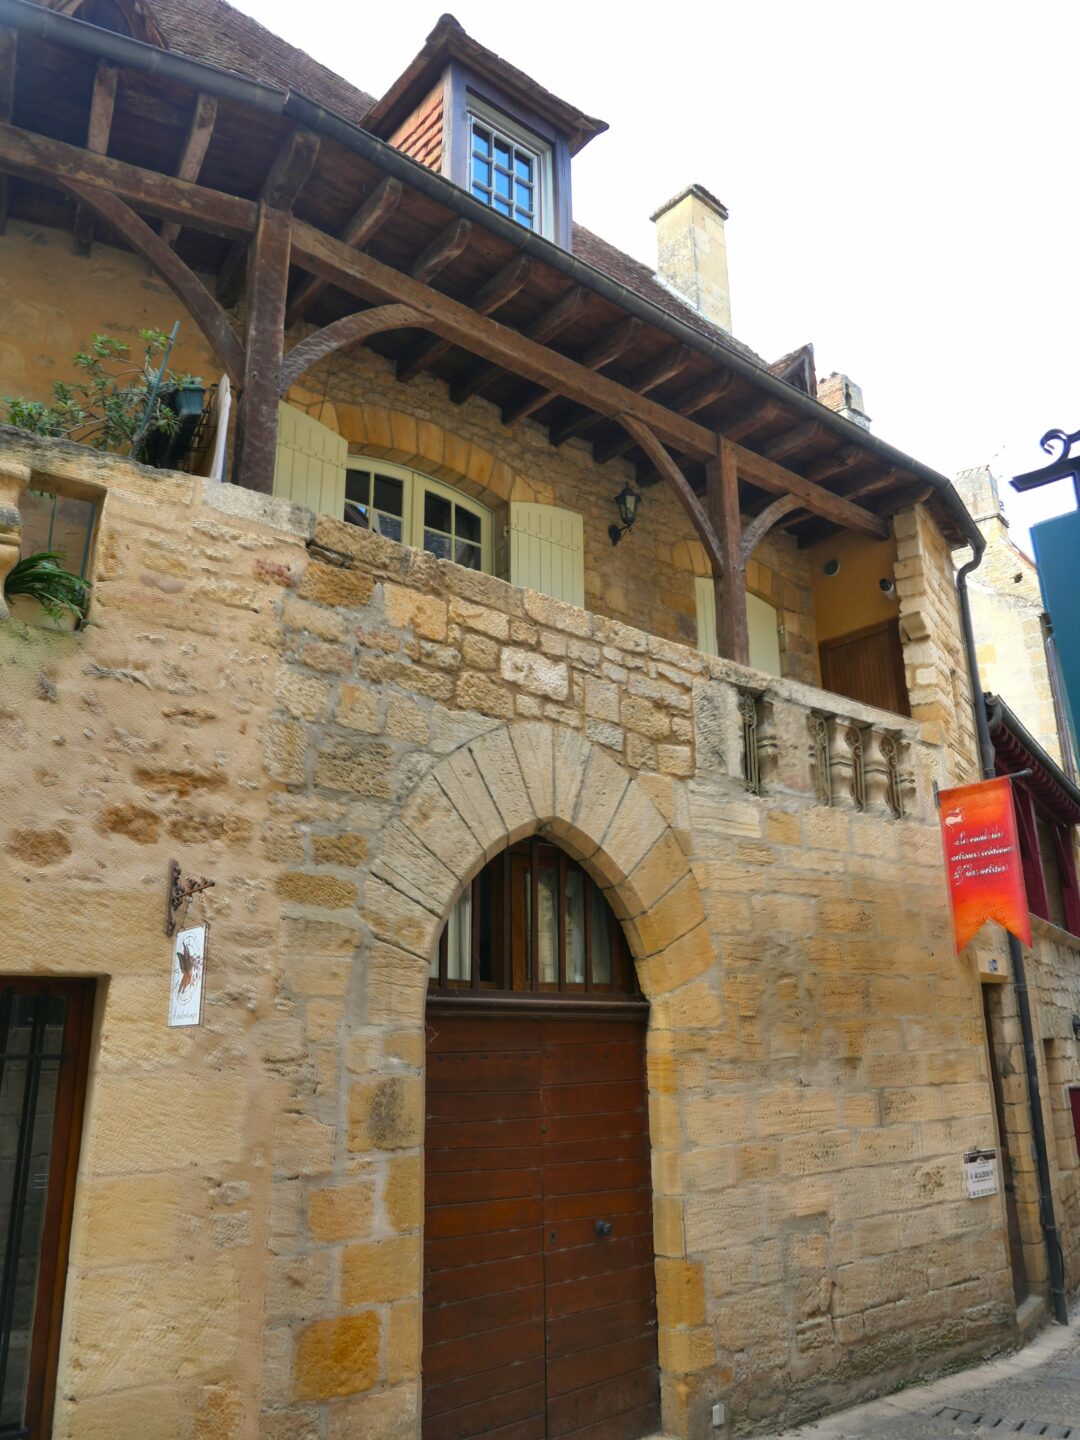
[466, 95, 553, 239]
[442, 61, 573, 250]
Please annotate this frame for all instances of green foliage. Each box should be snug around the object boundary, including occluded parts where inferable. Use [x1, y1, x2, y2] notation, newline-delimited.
[4, 551, 90, 622]
[1, 330, 203, 459]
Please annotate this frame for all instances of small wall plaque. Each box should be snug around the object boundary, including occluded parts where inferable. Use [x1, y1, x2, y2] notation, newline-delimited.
[963, 1147, 998, 1199]
[168, 924, 207, 1028]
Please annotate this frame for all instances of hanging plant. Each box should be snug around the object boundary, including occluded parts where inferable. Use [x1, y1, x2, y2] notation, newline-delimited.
[4, 551, 90, 623]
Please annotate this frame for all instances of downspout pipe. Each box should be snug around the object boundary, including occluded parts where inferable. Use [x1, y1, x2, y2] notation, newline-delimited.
[957, 539, 1070, 1326]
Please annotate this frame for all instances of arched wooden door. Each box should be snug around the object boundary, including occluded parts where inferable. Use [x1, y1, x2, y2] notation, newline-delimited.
[423, 839, 660, 1440]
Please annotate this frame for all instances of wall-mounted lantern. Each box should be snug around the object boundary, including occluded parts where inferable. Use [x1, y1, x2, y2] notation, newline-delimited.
[608, 483, 642, 546]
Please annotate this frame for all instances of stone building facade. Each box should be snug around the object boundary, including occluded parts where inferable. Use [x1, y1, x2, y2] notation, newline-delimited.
[0, 3, 1076, 1439]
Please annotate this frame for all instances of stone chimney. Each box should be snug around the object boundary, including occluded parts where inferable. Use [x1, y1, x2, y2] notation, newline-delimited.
[816, 372, 871, 431]
[953, 464, 1009, 538]
[651, 184, 732, 334]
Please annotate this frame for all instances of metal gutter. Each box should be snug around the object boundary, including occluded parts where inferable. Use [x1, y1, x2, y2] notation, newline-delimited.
[0, 0, 983, 549]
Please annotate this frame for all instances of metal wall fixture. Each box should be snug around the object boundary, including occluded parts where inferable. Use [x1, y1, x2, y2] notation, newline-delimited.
[740, 692, 761, 795]
[607, 482, 642, 546]
[880, 733, 904, 819]
[807, 713, 832, 807]
[846, 725, 866, 812]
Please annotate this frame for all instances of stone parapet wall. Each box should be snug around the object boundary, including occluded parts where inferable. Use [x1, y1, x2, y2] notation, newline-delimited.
[0, 433, 1019, 1440]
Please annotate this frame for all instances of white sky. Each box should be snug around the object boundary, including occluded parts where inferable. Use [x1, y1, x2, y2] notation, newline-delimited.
[237, 0, 1080, 554]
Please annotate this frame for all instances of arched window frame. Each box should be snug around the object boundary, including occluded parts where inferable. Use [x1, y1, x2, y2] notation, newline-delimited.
[344, 455, 492, 574]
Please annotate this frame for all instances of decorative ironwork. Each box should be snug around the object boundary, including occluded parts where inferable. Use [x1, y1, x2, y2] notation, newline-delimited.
[880, 733, 904, 819]
[740, 692, 761, 795]
[846, 726, 865, 811]
[165, 859, 216, 937]
[1012, 426, 1080, 506]
[807, 713, 832, 807]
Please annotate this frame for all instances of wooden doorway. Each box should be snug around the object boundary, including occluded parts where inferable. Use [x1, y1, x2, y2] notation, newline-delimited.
[422, 843, 660, 1440]
[0, 979, 93, 1439]
[819, 619, 910, 716]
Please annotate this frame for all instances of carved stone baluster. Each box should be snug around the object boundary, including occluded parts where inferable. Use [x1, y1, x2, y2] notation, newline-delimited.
[0, 458, 27, 621]
[825, 716, 858, 809]
[756, 694, 780, 791]
[861, 727, 893, 818]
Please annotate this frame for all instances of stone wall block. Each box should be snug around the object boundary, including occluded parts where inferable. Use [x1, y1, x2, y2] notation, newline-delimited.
[292, 1313, 380, 1402]
[371, 820, 461, 921]
[597, 783, 669, 893]
[468, 726, 533, 841]
[693, 679, 741, 778]
[400, 776, 479, 880]
[508, 720, 556, 820]
[434, 750, 507, 861]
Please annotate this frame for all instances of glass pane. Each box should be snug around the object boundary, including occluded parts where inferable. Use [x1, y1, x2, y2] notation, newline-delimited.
[471, 158, 491, 189]
[565, 868, 585, 985]
[495, 168, 512, 199]
[446, 890, 472, 981]
[345, 471, 370, 504]
[424, 530, 451, 561]
[494, 197, 512, 218]
[373, 513, 402, 544]
[514, 152, 533, 180]
[456, 507, 481, 544]
[454, 540, 482, 571]
[537, 868, 558, 984]
[472, 123, 491, 156]
[494, 138, 512, 169]
[0, 993, 67, 1429]
[514, 181, 532, 212]
[590, 889, 612, 985]
[472, 183, 490, 203]
[343, 502, 369, 529]
[19, 491, 96, 578]
[373, 474, 404, 515]
[524, 868, 531, 984]
[476, 866, 495, 984]
[424, 491, 452, 534]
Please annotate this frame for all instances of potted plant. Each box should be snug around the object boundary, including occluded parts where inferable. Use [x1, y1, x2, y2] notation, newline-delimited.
[4, 551, 90, 630]
[2, 329, 205, 470]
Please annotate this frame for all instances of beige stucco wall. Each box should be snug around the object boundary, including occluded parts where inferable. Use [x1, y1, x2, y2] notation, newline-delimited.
[0, 428, 1025, 1439]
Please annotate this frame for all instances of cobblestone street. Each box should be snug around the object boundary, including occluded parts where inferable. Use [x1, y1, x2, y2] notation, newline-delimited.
[769, 1317, 1080, 1439]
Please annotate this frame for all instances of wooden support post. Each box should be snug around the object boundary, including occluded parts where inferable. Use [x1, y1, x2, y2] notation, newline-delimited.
[234, 204, 290, 494]
[0, 29, 14, 235]
[72, 61, 118, 254]
[160, 93, 217, 250]
[707, 438, 749, 665]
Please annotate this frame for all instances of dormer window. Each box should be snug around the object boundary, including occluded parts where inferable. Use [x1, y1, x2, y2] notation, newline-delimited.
[467, 100, 551, 236]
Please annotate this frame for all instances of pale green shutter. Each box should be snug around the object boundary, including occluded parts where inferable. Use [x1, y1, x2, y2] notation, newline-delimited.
[272, 404, 348, 518]
[696, 580, 782, 677]
[695, 576, 718, 656]
[747, 592, 782, 677]
[509, 503, 585, 607]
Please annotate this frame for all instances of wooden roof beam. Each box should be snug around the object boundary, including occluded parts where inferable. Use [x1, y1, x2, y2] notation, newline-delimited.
[285, 174, 402, 326]
[280, 302, 424, 394]
[450, 284, 590, 406]
[803, 444, 861, 483]
[409, 217, 472, 285]
[552, 342, 692, 448]
[760, 419, 824, 462]
[159, 93, 218, 250]
[219, 128, 321, 305]
[733, 444, 888, 538]
[504, 316, 642, 428]
[72, 61, 118, 254]
[0, 30, 15, 235]
[397, 253, 532, 383]
[619, 415, 725, 578]
[740, 494, 802, 561]
[592, 368, 735, 466]
[723, 396, 784, 442]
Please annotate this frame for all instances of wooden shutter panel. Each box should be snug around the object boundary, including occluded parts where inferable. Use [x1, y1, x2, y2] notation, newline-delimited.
[694, 576, 718, 657]
[272, 404, 348, 518]
[509, 503, 585, 607]
[696, 581, 782, 677]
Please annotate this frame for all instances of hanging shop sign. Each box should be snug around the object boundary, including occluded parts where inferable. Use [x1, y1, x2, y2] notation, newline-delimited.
[963, 1148, 999, 1199]
[938, 776, 1031, 953]
[168, 923, 207, 1027]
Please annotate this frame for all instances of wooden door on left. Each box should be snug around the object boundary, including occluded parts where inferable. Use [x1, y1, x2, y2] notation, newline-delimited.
[0, 980, 93, 1440]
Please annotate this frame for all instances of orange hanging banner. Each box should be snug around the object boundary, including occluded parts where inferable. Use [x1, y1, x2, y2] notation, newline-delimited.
[938, 776, 1032, 953]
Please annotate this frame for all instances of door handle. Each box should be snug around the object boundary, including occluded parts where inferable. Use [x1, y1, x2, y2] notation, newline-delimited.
[595, 1219, 613, 1237]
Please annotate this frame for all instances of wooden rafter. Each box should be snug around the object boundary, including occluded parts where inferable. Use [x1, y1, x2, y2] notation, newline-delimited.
[219, 128, 321, 306]
[63, 181, 244, 381]
[450, 284, 590, 406]
[234, 203, 290, 494]
[707, 440, 749, 665]
[554, 342, 692, 449]
[397, 254, 532, 383]
[761, 419, 823, 462]
[733, 446, 887, 538]
[505, 316, 642, 429]
[72, 61, 118, 254]
[804, 445, 860, 483]
[285, 174, 402, 327]
[723, 397, 784, 442]
[0, 30, 14, 234]
[740, 494, 802, 561]
[159, 92, 217, 249]
[592, 368, 735, 466]
[617, 414, 725, 579]
[410, 218, 472, 285]
[280, 302, 424, 394]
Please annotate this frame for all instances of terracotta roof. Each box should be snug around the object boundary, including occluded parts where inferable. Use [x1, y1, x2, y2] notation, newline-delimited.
[150, 0, 377, 127]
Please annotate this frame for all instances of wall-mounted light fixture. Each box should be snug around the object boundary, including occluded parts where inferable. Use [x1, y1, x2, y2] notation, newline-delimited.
[608, 483, 642, 546]
[879, 577, 896, 595]
[823, 558, 840, 576]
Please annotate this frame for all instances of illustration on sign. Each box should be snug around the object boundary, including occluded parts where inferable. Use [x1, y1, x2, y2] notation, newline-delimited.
[963, 1148, 999, 1199]
[168, 923, 207, 1028]
[937, 776, 1032, 953]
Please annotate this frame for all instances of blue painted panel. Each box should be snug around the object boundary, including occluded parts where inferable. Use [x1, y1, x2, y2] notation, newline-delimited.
[1032, 511, 1080, 771]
